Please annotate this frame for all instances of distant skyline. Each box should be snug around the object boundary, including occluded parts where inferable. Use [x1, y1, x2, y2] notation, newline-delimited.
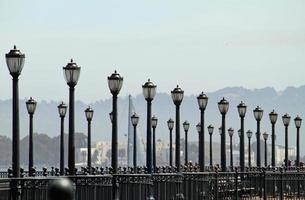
[0, 0, 305, 103]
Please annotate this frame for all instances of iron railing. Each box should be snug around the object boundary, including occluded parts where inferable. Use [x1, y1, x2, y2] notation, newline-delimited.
[1, 168, 305, 199]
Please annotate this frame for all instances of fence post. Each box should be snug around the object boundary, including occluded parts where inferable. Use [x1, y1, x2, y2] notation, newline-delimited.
[280, 168, 283, 200]
[297, 168, 300, 198]
[235, 168, 238, 200]
[215, 169, 219, 199]
[263, 168, 266, 200]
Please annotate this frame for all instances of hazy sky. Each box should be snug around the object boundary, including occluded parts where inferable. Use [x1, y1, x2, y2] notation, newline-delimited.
[0, 0, 304, 103]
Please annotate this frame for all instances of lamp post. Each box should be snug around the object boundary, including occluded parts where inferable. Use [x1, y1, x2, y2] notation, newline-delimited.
[207, 125, 214, 167]
[237, 101, 247, 172]
[218, 98, 229, 172]
[6, 46, 25, 200]
[269, 110, 278, 167]
[262, 132, 268, 167]
[183, 121, 190, 165]
[84, 106, 94, 173]
[26, 97, 37, 177]
[108, 70, 123, 200]
[197, 92, 208, 171]
[196, 123, 201, 165]
[294, 116, 302, 167]
[6, 46, 25, 180]
[58, 102, 67, 175]
[247, 130, 253, 168]
[228, 128, 234, 169]
[131, 113, 139, 172]
[253, 106, 263, 168]
[171, 85, 184, 172]
[142, 79, 156, 200]
[167, 118, 174, 167]
[109, 112, 113, 123]
[63, 59, 80, 175]
[171, 85, 184, 200]
[151, 115, 158, 172]
[282, 113, 291, 168]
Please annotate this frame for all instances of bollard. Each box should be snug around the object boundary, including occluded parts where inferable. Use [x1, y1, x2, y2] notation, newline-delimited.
[48, 178, 74, 200]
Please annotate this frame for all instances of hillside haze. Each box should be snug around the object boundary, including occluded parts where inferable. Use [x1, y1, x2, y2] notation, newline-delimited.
[1, 86, 305, 155]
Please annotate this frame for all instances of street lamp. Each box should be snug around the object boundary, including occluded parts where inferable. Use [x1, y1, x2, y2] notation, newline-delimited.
[269, 110, 278, 167]
[218, 126, 222, 135]
[262, 132, 268, 167]
[294, 116, 302, 167]
[183, 121, 190, 165]
[247, 130, 253, 168]
[108, 70, 123, 200]
[109, 112, 113, 123]
[131, 113, 139, 172]
[63, 59, 80, 175]
[171, 85, 184, 172]
[6, 46, 25, 182]
[196, 122, 202, 165]
[167, 118, 174, 166]
[197, 92, 208, 171]
[237, 101, 247, 171]
[142, 79, 156, 200]
[282, 113, 291, 168]
[253, 106, 263, 167]
[218, 98, 229, 172]
[85, 106, 94, 173]
[151, 115, 158, 172]
[196, 123, 201, 134]
[58, 102, 67, 175]
[207, 125, 214, 167]
[228, 128, 234, 169]
[171, 85, 184, 200]
[26, 97, 37, 176]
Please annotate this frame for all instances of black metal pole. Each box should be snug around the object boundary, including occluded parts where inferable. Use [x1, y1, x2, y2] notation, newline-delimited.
[87, 120, 91, 173]
[271, 123, 275, 167]
[256, 120, 261, 168]
[146, 100, 152, 173]
[146, 100, 154, 200]
[210, 134, 213, 167]
[230, 135, 233, 169]
[12, 76, 20, 179]
[199, 109, 205, 171]
[12, 77, 20, 200]
[112, 94, 119, 200]
[68, 86, 75, 175]
[248, 137, 251, 168]
[185, 130, 188, 165]
[153, 126, 156, 172]
[296, 127, 300, 167]
[264, 139, 267, 167]
[133, 125, 137, 172]
[240, 117, 245, 172]
[221, 114, 226, 172]
[285, 125, 288, 168]
[175, 105, 181, 172]
[169, 129, 173, 167]
[29, 114, 33, 176]
[60, 116, 65, 175]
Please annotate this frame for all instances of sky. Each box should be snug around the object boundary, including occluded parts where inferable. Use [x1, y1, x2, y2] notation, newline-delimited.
[0, 0, 305, 103]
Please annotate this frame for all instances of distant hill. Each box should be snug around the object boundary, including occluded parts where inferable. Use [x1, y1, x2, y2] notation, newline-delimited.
[0, 86, 305, 155]
[0, 133, 86, 168]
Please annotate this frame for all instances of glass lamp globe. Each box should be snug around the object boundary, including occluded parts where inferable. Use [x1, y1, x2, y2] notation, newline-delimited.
[63, 59, 81, 87]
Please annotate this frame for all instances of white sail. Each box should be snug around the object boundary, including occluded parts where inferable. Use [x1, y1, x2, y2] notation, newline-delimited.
[127, 95, 145, 166]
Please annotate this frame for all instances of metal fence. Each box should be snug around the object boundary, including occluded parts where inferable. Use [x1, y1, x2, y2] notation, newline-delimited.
[1, 170, 305, 200]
